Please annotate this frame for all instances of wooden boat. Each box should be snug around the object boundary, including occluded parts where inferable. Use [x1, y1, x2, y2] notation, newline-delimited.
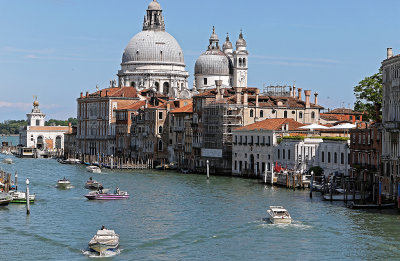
[3, 158, 13, 164]
[267, 206, 292, 224]
[0, 192, 12, 206]
[85, 190, 129, 200]
[9, 191, 35, 204]
[88, 228, 119, 254]
[57, 178, 71, 189]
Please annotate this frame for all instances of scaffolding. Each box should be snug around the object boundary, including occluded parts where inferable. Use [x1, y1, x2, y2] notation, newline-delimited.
[262, 84, 291, 97]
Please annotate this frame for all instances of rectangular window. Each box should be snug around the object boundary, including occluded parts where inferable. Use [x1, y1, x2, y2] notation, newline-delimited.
[334, 152, 337, 164]
[288, 149, 290, 160]
[159, 111, 163, 120]
[341, 153, 344, 164]
[322, 151, 325, 163]
[234, 161, 237, 170]
[283, 149, 286, 159]
[278, 149, 280, 159]
[204, 78, 208, 85]
[328, 152, 331, 163]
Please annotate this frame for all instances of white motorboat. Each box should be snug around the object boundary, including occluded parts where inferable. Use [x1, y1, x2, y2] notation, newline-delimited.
[9, 190, 36, 203]
[3, 158, 13, 164]
[57, 178, 71, 189]
[61, 158, 81, 164]
[267, 206, 292, 224]
[88, 228, 119, 254]
[86, 166, 101, 173]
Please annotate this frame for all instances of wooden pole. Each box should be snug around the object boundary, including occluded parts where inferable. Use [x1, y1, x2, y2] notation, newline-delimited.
[206, 160, 209, 180]
[309, 171, 314, 198]
[378, 178, 382, 206]
[26, 179, 30, 215]
[15, 171, 18, 191]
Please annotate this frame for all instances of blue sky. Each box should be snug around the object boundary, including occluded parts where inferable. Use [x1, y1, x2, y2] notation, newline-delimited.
[0, 0, 399, 121]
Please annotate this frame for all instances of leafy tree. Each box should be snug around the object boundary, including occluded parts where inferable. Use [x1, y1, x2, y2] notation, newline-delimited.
[353, 71, 382, 121]
[0, 120, 27, 134]
[45, 118, 77, 126]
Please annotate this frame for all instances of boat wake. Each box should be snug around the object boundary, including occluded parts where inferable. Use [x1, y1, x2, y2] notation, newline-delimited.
[256, 219, 312, 230]
[82, 249, 121, 258]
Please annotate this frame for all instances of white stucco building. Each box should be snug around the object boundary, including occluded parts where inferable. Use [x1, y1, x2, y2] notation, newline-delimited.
[19, 99, 70, 151]
[314, 139, 350, 177]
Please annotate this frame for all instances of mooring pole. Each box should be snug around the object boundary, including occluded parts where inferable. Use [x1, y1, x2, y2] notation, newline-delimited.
[206, 160, 209, 180]
[26, 179, 30, 215]
[310, 171, 314, 198]
[378, 177, 382, 206]
[15, 171, 18, 191]
[397, 181, 400, 210]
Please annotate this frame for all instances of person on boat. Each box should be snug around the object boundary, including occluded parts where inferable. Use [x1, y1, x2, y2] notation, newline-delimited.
[89, 177, 93, 181]
[116, 187, 120, 195]
[98, 184, 104, 193]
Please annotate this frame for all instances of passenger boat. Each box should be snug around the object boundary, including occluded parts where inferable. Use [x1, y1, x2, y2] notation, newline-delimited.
[0, 192, 12, 206]
[3, 158, 13, 164]
[86, 166, 101, 173]
[323, 192, 369, 201]
[88, 228, 119, 254]
[84, 178, 102, 190]
[85, 190, 129, 200]
[9, 190, 35, 204]
[57, 178, 71, 189]
[267, 206, 292, 224]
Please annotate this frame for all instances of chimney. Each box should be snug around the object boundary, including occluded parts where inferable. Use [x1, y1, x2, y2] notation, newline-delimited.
[86, 91, 89, 97]
[304, 90, 311, 108]
[387, 48, 393, 59]
[167, 103, 171, 111]
[80, 92, 83, 98]
[314, 92, 318, 105]
[243, 92, 248, 106]
[105, 90, 109, 96]
[289, 87, 293, 97]
[236, 87, 242, 105]
[297, 88, 302, 100]
[255, 88, 260, 107]
[292, 86, 296, 98]
[68, 122, 72, 133]
[145, 100, 148, 108]
[99, 90, 102, 97]
[215, 80, 223, 101]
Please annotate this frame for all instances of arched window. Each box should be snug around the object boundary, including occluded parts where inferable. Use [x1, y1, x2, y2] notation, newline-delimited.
[163, 82, 170, 95]
[299, 112, 303, 119]
[260, 110, 264, 118]
[155, 82, 160, 92]
[36, 119, 40, 126]
[239, 58, 242, 67]
[250, 109, 254, 117]
[37, 136, 44, 150]
[284, 111, 288, 118]
[243, 58, 246, 67]
[131, 82, 136, 87]
[55, 136, 62, 149]
[159, 126, 163, 134]
[311, 111, 315, 119]
[158, 140, 163, 151]
[181, 83, 184, 90]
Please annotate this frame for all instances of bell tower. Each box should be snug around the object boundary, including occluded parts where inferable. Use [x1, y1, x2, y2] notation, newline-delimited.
[233, 30, 248, 88]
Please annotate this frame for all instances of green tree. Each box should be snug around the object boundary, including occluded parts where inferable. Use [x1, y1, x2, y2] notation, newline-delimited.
[353, 71, 382, 121]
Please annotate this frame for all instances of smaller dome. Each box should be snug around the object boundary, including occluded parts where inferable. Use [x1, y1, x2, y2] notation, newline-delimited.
[148, 0, 161, 10]
[210, 26, 219, 41]
[223, 33, 232, 50]
[236, 31, 247, 47]
[195, 49, 232, 76]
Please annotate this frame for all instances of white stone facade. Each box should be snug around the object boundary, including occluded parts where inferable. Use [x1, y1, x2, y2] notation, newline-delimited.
[314, 140, 350, 177]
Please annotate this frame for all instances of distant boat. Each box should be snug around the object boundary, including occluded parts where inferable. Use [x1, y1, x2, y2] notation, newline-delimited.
[85, 179, 102, 190]
[57, 178, 71, 189]
[267, 206, 292, 224]
[0, 192, 12, 206]
[3, 158, 13, 164]
[87, 166, 101, 173]
[85, 190, 129, 200]
[88, 228, 119, 254]
[9, 190, 35, 204]
[60, 158, 80, 164]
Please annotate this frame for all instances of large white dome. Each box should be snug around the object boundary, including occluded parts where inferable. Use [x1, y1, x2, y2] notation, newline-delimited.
[122, 31, 185, 65]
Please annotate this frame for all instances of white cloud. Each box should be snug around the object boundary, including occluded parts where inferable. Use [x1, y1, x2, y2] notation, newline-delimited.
[0, 101, 32, 109]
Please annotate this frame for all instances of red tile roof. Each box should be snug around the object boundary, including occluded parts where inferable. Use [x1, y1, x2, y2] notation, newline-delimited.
[29, 126, 70, 131]
[118, 100, 147, 110]
[325, 108, 362, 115]
[234, 118, 306, 131]
[170, 103, 193, 113]
[83, 86, 138, 99]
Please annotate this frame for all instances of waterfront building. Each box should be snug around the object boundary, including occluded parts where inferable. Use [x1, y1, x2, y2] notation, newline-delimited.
[231, 118, 307, 176]
[349, 122, 382, 194]
[76, 87, 140, 157]
[314, 138, 350, 177]
[19, 99, 70, 153]
[381, 47, 400, 199]
[117, 0, 190, 99]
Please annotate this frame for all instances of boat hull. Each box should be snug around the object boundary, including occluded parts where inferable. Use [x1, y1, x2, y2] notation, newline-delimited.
[89, 242, 119, 253]
[85, 194, 129, 200]
[323, 193, 369, 201]
[57, 181, 71, 189]
[0, 199, 12, 206]
[267, 209, 292, 224]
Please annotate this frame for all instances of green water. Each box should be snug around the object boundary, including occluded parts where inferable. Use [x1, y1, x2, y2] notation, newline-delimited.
[1, 152, 400, 260]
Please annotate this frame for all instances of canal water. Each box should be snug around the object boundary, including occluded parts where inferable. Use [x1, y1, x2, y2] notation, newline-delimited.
[1, 152, 400, 259]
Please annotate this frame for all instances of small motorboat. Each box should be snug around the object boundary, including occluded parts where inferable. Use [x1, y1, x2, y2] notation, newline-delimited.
[85, 189, 129, 200]
[87, 166, 101, 173]
[0, 192, 12, 206]
[60, 158, 81, 164]
[57, 177, 71, 189]
[85, 178, 102, 190]
[88, 228, 119, 254]
[9, 190, 35, 204]
[3, 158, 13, 164]
[267, 206, 292, 224]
